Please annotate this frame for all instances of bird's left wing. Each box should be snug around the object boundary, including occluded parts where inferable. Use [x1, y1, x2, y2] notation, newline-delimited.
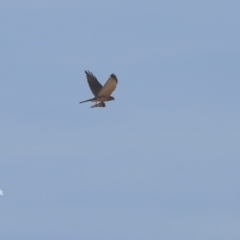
[97, 74, 118, 97]
[85, 70, 103, 97]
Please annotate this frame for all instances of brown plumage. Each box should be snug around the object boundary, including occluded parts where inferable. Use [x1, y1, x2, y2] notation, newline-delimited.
[79, 71, 118, 108]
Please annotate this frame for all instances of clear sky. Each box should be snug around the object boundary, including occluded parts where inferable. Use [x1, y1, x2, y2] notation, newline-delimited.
[1, 1, 240, 239]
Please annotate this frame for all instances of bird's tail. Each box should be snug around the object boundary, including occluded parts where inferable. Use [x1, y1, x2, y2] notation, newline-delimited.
[79, 98, 95, 104]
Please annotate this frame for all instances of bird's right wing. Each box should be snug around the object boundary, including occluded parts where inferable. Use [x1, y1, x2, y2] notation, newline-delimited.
[85, 70, 103, 97]
[97, 74, 118, 97]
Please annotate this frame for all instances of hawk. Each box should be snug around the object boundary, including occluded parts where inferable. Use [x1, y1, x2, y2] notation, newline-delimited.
[79, 70, 118, 108]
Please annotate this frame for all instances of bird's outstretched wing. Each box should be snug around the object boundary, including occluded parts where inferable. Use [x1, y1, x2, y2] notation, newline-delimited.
[97, 74, 118, 97]
[85, 70, 103, 97]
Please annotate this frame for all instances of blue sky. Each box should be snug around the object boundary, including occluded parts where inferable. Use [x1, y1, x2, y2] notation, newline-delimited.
[1, 1, 240, 239]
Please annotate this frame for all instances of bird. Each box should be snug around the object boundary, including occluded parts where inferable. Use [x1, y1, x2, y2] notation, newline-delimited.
[79, 70, 118, 108]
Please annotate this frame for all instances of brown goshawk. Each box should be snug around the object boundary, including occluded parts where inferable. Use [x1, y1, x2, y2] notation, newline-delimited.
[79, 70, 118, 108]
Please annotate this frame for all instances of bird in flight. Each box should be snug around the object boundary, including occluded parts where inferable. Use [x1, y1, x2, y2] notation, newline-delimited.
[79, 70, 118, 108]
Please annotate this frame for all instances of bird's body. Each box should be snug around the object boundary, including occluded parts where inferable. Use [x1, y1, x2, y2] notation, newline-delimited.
[79, 96, 114, 103]
[80, 71, 118, 108]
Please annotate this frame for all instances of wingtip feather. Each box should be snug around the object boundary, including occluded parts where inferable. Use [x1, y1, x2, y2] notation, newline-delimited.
[110, 74, 118, 83]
